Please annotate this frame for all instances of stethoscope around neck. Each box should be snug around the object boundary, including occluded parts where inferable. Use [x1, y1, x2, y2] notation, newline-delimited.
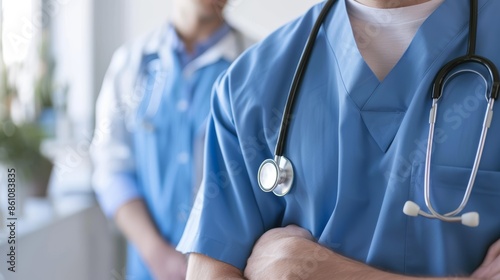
[257, 0, 500, 226]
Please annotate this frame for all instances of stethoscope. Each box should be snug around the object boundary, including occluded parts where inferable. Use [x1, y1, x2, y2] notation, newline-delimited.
[141, 59, 167, 132]
[257, 0, 500, 227]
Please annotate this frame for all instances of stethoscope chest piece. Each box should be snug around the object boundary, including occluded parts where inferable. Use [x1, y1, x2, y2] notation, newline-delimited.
[258, 156, 294, 196]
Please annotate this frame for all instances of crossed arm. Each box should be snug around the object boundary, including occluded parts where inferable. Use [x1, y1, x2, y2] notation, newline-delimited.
[186, 225, 500, 280]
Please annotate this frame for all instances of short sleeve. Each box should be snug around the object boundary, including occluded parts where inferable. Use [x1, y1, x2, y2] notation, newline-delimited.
[176, 72, 284, 270]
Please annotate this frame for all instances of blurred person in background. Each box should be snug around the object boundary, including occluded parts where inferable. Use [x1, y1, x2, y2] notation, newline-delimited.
[89, 0, 253, 279]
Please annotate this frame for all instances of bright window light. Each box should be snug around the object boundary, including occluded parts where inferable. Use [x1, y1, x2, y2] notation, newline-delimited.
[2, 0, 34, 66]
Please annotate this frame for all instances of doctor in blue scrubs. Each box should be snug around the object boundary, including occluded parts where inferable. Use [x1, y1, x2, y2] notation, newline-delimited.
[90, 0, 252, 279]
[177, 0, 500, 279]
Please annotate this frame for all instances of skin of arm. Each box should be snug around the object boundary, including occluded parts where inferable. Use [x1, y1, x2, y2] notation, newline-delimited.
[243, 225, 455, 280]
[245, 225, 500, 280]
[187, 253, 245, 280]
[186, 225, 499, 280]
[115, 199, 187, 280]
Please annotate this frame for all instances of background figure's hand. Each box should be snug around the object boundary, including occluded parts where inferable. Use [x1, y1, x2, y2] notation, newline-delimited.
[472, 239, 500, 280]
[114, 200, 187, 280]
[244, 225, 331, 280]
[145, 243, 187, 280]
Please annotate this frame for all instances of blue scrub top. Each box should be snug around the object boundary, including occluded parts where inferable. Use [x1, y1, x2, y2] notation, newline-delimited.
[133, 25, 231, 237]
[178, 0, 500, 277]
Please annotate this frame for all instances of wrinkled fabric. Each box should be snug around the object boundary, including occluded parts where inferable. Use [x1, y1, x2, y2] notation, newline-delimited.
[177, 0, 500, 277]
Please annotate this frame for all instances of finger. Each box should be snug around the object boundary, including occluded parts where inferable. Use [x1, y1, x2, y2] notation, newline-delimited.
[482, 239, 500, 267]
[472, 239, 500, 278]
[472, 264, 489, 279]
[472, 252, 500, 279]
[486, 257, 500, 278]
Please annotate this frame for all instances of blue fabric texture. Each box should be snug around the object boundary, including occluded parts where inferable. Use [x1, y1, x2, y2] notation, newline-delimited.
[177, 0, 500, 277]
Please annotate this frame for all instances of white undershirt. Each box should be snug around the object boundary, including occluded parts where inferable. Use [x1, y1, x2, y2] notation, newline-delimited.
[346, 0, 445, 81]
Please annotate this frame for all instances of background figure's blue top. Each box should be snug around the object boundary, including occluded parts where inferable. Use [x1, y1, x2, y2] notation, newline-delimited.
[132, 24, 230, 246]
[177, 0, 500, 277]
[171, 24, 231, 68]
[91, 22, 251, 280]
[125, 25, 231, 280]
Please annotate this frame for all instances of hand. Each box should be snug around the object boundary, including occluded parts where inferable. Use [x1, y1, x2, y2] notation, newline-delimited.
[114, 200, 187, 279]
[472, 239, 500, 280]
[244, 225, 332, 280]
[244, 225, 415, 280]
[145, 243, 187, 280]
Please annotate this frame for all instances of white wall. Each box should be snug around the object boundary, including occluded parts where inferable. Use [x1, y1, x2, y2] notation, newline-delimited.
[225, 0, 323, 39]
[51, 0, 94, 139]
[93, 0, 127, 106]
[123, 0, 171, 41]
[122, 0, 323, 41]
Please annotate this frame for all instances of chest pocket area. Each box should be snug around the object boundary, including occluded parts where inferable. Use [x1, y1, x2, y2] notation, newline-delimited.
[130, 59, 167, 190]
[404, 162, 500, 276]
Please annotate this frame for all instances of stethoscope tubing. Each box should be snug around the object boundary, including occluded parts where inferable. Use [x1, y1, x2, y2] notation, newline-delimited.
[275, 0, 337, 157]
[425, 69, 492, 215]
[258, 0, 337, 196]
[417, 0, 499, 226]
[259, 0, 499, 228]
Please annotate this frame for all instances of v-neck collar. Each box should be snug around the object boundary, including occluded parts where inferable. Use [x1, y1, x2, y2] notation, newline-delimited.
[324, 0, 489, 152]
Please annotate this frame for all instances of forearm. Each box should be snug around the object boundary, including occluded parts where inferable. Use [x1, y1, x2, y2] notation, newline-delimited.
[187, 226, 493, 280]
[281, 238, 476, 280]
[187, 253, 245, 280]
[115, 199, 176, 260]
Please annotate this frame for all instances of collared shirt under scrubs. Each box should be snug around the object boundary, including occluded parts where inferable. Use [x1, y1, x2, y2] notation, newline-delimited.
[177, 0, 500, 277]
[91, 22, 250, 279]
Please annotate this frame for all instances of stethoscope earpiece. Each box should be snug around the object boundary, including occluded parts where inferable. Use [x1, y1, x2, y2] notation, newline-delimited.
[403, 201, 480, 227]
[258, 156, 294, 196]
[461, 212, 480, 227]
[403, 201, 421, 217]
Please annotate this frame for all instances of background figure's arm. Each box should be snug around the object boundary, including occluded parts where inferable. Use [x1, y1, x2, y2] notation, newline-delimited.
[115, 200, 186, 280]
[90, 45, 142, 217]
[187, 253, 245, 280]
[244, 225, 494, 280]
[90, 47, 186, 279]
